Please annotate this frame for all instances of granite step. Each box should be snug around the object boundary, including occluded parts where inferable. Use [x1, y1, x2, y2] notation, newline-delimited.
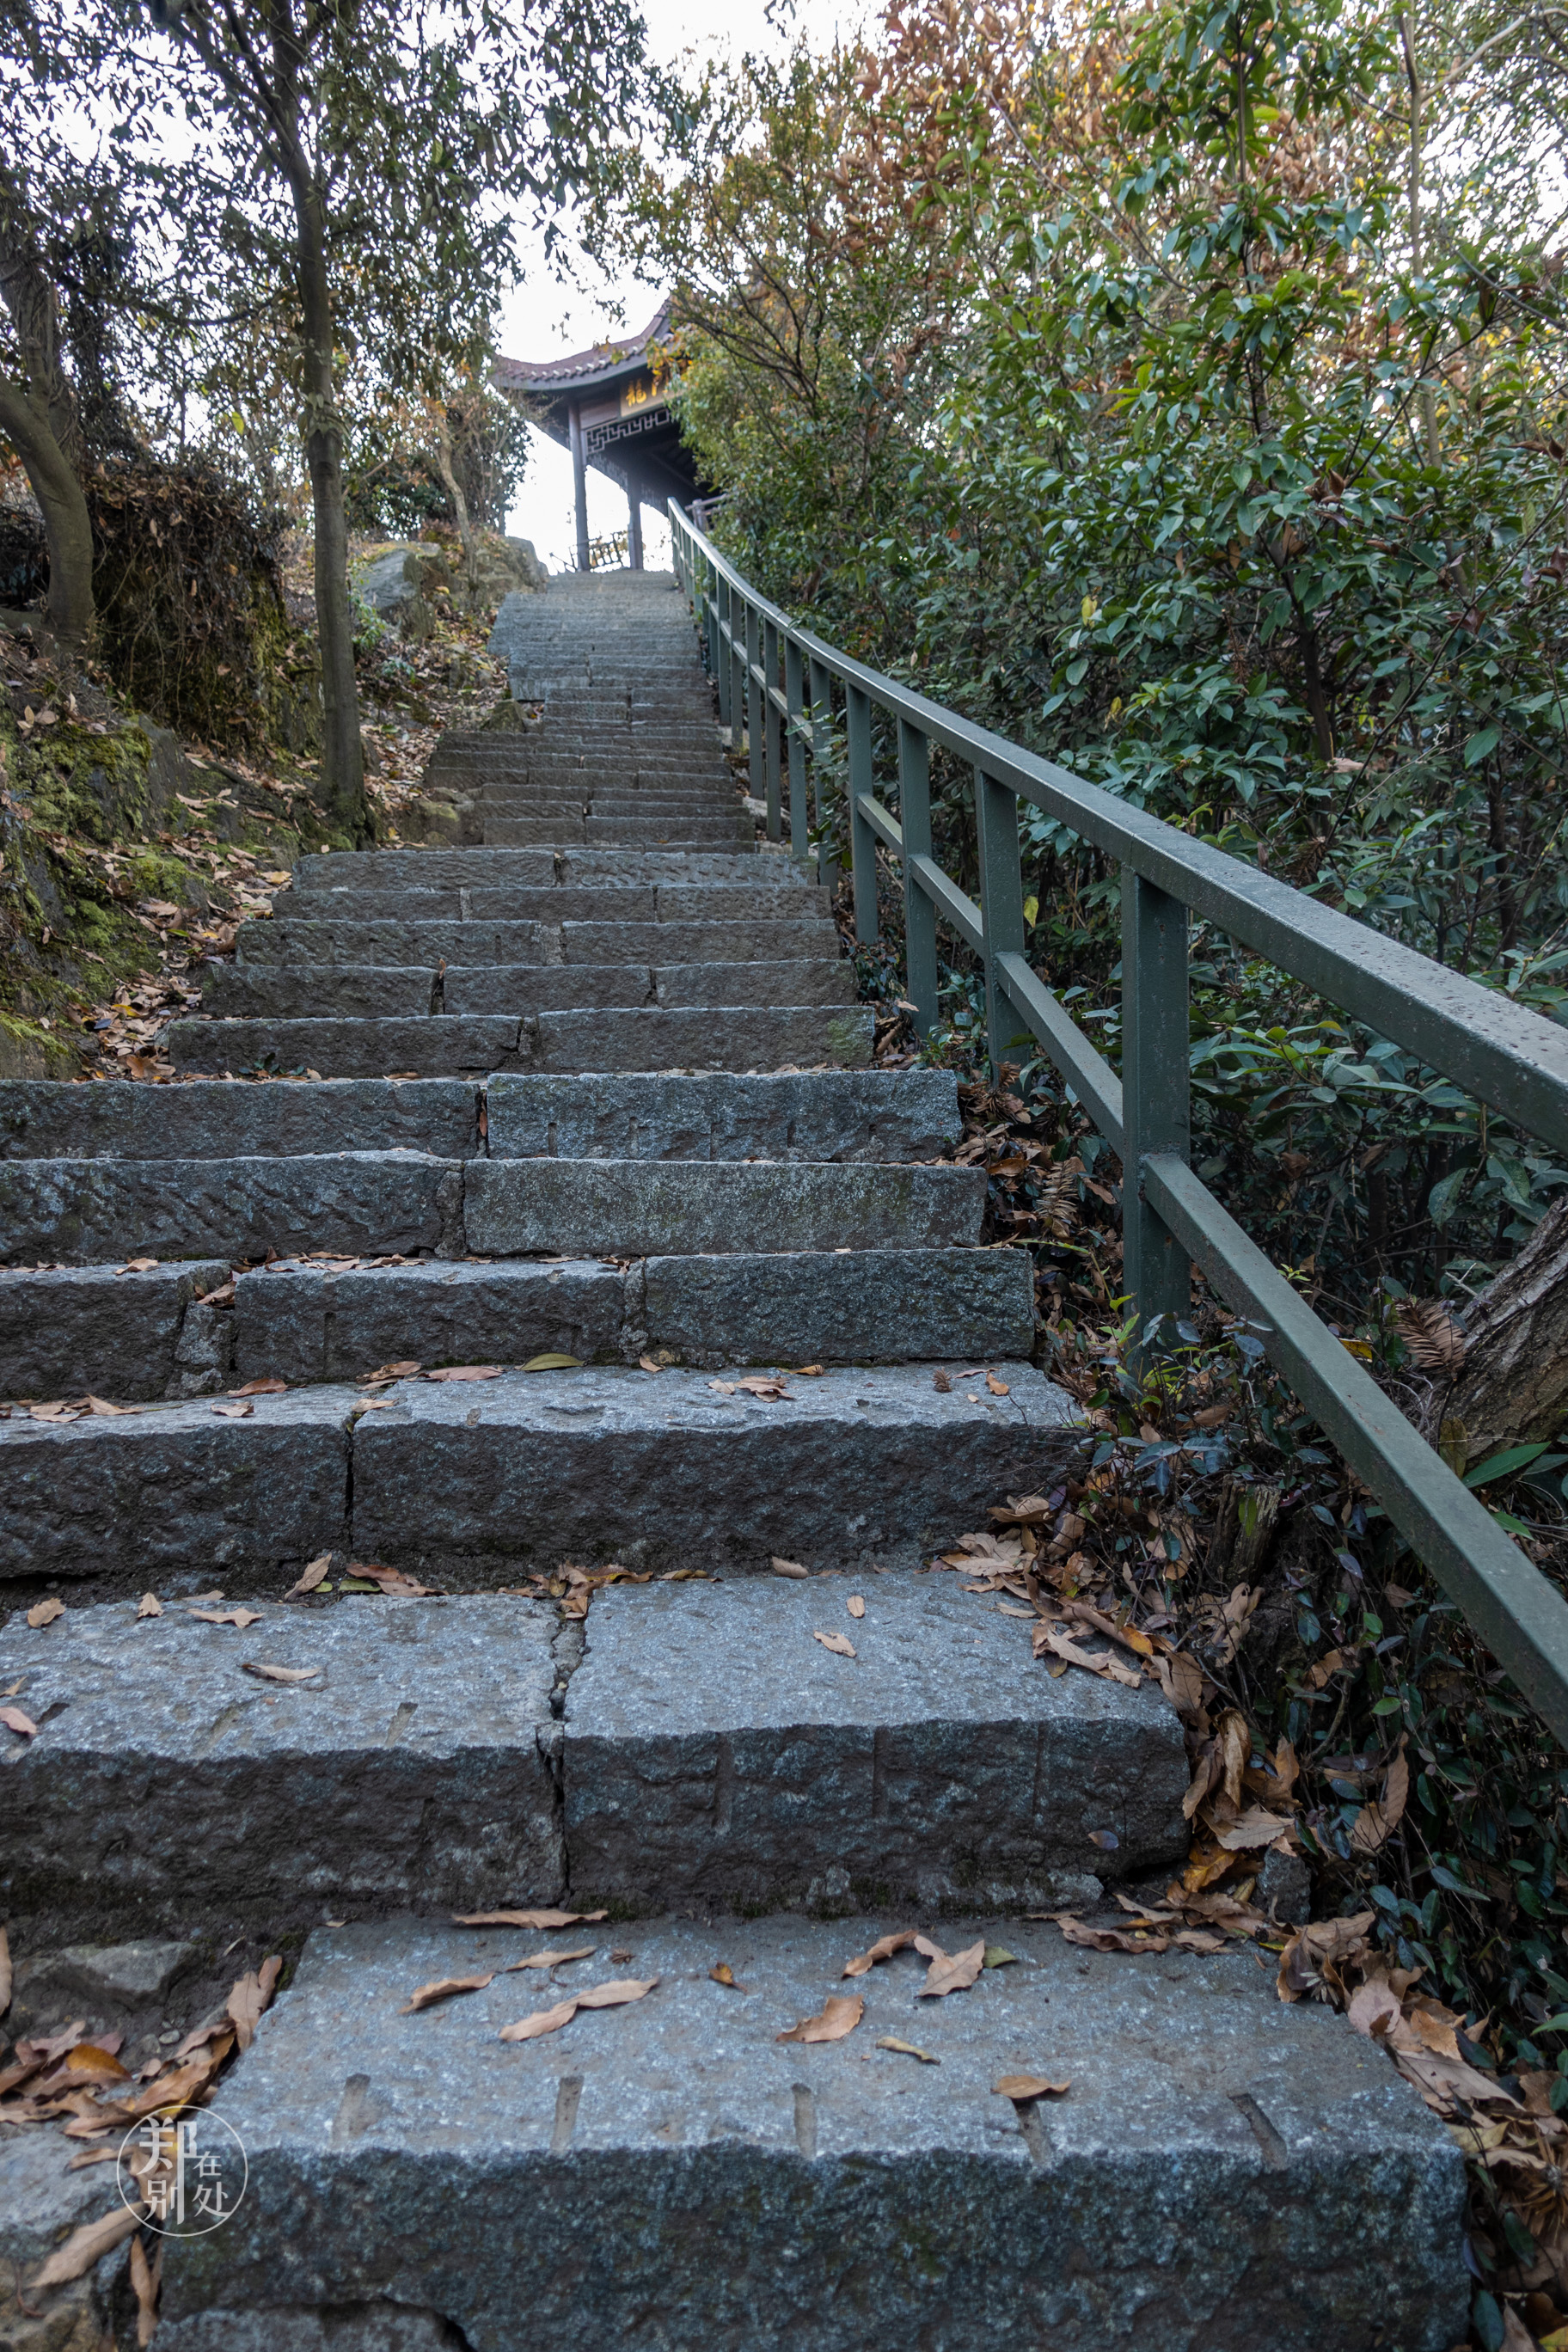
[484, 819, 750, 849]
[0, 1577, 1179, 1922]
[166, 1005, 875, 1077]
[138, 1910, 1462, 2352]
[287, 848, 812, 892]
[0, 1152, 984, 1265]
[201, 960, 851, 1020]
[0, 1360, 1070, 1586]
[265, 881, 831, 924]
[0, 1070, 958, 1163]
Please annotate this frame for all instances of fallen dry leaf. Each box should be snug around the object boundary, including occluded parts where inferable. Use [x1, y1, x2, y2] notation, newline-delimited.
[915, 1935, 986, 1997]
[211, 1400, 253, 1418]
[1045, 1911, 1227, 1957]
[285, 1553, 332, 1601]
[1209, 1805, 1297, 1851]
[229, 1377, 288, 1396]
[843, 1932, 918, 1978]
[426, 1363, 503, 1381]
[401, 1972, 496, 2014]
[121, 1257, 159, 1273]
[227, 1955, 282, 2049]
[848, 1596, 866, 1619]
[344, 1561, 435, 1596]
[994, 2073, 1070, 2099]
[26, 1597, 64, 1628]
[28, 2202, 144, 2291]
[876, 2036, 940, 2062]
[521, 1353, 581, 1372]
[772, 1558, 810, 1579]
[84, 1394, 137, 1417]
[777, 1993, 864, 2044]
[363, 1360, 420, 1381]
[1033, 1624, 1143, 1689]
[639, 1355, 664, 1374]
[710, 1963, 742, 1988]
[1349, 1739, 1410, 1855]
[504, 1946, 597, 1972]
[734, 1375, 792, 1400]
[1, 1706, 39, 1738]
[986, 1373, 1010, 1396]
[813, 1629, 856, 1658]
[242, 1662, 320, 1686]
[498, 1976, 657, 2042]
[187, 1607, 264, 1628]
[51, 2040, 130, 2083]
[454, 1909, 609, 1929]
[136, 1592, 163, 1618]
[793, 1363, 824, 1375]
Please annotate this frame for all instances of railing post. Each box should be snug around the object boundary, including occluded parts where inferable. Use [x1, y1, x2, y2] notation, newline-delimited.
[714, 579, 732, 732]
[730, 594, 746, 757]
[745, 605, 764, 805]
[785, 636, 807, 861]
[848, 683, 878, 945]
[808, 657, 834, 892]
[1122, 870, 1191, 1351]
[899, 720, 939, 1040]
[763, 617, 782, 842]
[975, 769, 1026, 1075]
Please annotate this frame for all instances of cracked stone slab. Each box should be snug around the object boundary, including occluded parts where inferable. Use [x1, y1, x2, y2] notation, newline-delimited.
[168, 1018, 525, 1080]
[0, 1078, 481, 1161]
[485, 1069, 960, 1162]
[240, 919, 561, 967]
[636, 1247, 1033, 1363]
[0, 1594, 560, 1919]
[153, 1913, 1467, 2352]
[463, 1159, 982, 1256]
[563, 1573, 1187, 1908]
[352, 1361, 1075, 1575]
[0, 1259, 229, 1400]
[0, 1153, 462, 1265]
[234, 1259, 627, 1384]
[0, 1386, 352, 1583]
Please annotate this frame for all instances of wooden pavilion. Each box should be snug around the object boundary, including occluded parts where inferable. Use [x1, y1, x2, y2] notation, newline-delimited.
[494, 299, 701, 573]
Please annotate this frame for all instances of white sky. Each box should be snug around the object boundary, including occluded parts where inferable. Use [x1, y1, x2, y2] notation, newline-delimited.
[498, 0, 858, 571]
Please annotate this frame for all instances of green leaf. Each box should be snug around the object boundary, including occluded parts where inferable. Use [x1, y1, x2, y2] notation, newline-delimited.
[522, 1353, 584, 1371]
[1465, 1442, 1552, 1488]
[1464, 725, 1502, 767]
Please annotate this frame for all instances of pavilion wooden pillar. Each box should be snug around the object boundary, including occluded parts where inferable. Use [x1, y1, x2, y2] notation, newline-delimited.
[627, 487, 644, 573]
[568, 400, 591, 573]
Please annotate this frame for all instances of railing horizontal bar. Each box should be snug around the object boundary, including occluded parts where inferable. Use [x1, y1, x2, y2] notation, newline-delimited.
[1143, 1152, 1568, 1747]
[677, 518, 1568, 1151]
[995, 952, 1125, 1152]
[769, 683, 788, 720]
[854, 793, 902, 854]
[910, 853, 984, 956]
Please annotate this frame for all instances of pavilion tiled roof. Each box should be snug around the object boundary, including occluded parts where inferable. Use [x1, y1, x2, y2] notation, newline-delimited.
[495, 298, 672, 389]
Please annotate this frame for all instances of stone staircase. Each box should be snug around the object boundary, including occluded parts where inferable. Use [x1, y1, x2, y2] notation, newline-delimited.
[0, 571, 1464, 2348]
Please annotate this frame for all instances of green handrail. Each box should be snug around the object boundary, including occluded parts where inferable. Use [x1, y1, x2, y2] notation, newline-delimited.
[668, 498, 1568, 1746]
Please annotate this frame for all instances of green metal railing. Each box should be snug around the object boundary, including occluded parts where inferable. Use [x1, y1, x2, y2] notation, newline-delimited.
[669, 498, 1568, 1746]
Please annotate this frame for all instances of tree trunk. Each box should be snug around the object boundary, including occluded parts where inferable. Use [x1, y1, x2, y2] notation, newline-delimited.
[0, 228, 95, 654]
[1435, 1193, 1568, 1463]
[271, 22, 369, 842]
[0, 376, 95, 653]
[431, 410, 477, 600]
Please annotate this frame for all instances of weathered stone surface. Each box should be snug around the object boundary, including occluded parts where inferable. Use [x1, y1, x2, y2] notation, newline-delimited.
[0, 1387, 352, 1582]
[5, 1936, 202, 2038]
[0, 1078, 481, 1160]
[0, 1261, 229, 1399]
[0, 2126, 128, 2346]
[0, 1153, 461, 1265]
[486, 1070, 961, 1162]
[155, 1914, 1467, 2352]
[167, 1017, 525, 1079]
[352, 1361, 1074, 1574]
[529, 1005, 873, 1072]
[234, 1259, 626, 1383]
[445, 964, 655, 1014]
[463, 1159, 983, 1257]
[558, 919, 836, 965]
[239, 920, 560, 968]
[291, 848, 556, 895]
[202, 965, 440, 1019]
[0, 1595, 560, 1915]
[564, 1573, 1186, 1908]
[635, 1246, 1034, 1363]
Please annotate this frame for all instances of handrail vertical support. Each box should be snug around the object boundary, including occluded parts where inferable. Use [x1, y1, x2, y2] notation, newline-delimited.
[975, 769, 1026, 1075]
[1123, 871, 1192, 1355]
[848, 683, 877, 945]
[745, 605, 763, 804]
[808, 657, 831, 889]
[763, 617, 782, 842]
[714, 578, 732, 734]
[785, 638, 807, 861]
[898, 720, 939, 1040]
[730, 590, 745, 753]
